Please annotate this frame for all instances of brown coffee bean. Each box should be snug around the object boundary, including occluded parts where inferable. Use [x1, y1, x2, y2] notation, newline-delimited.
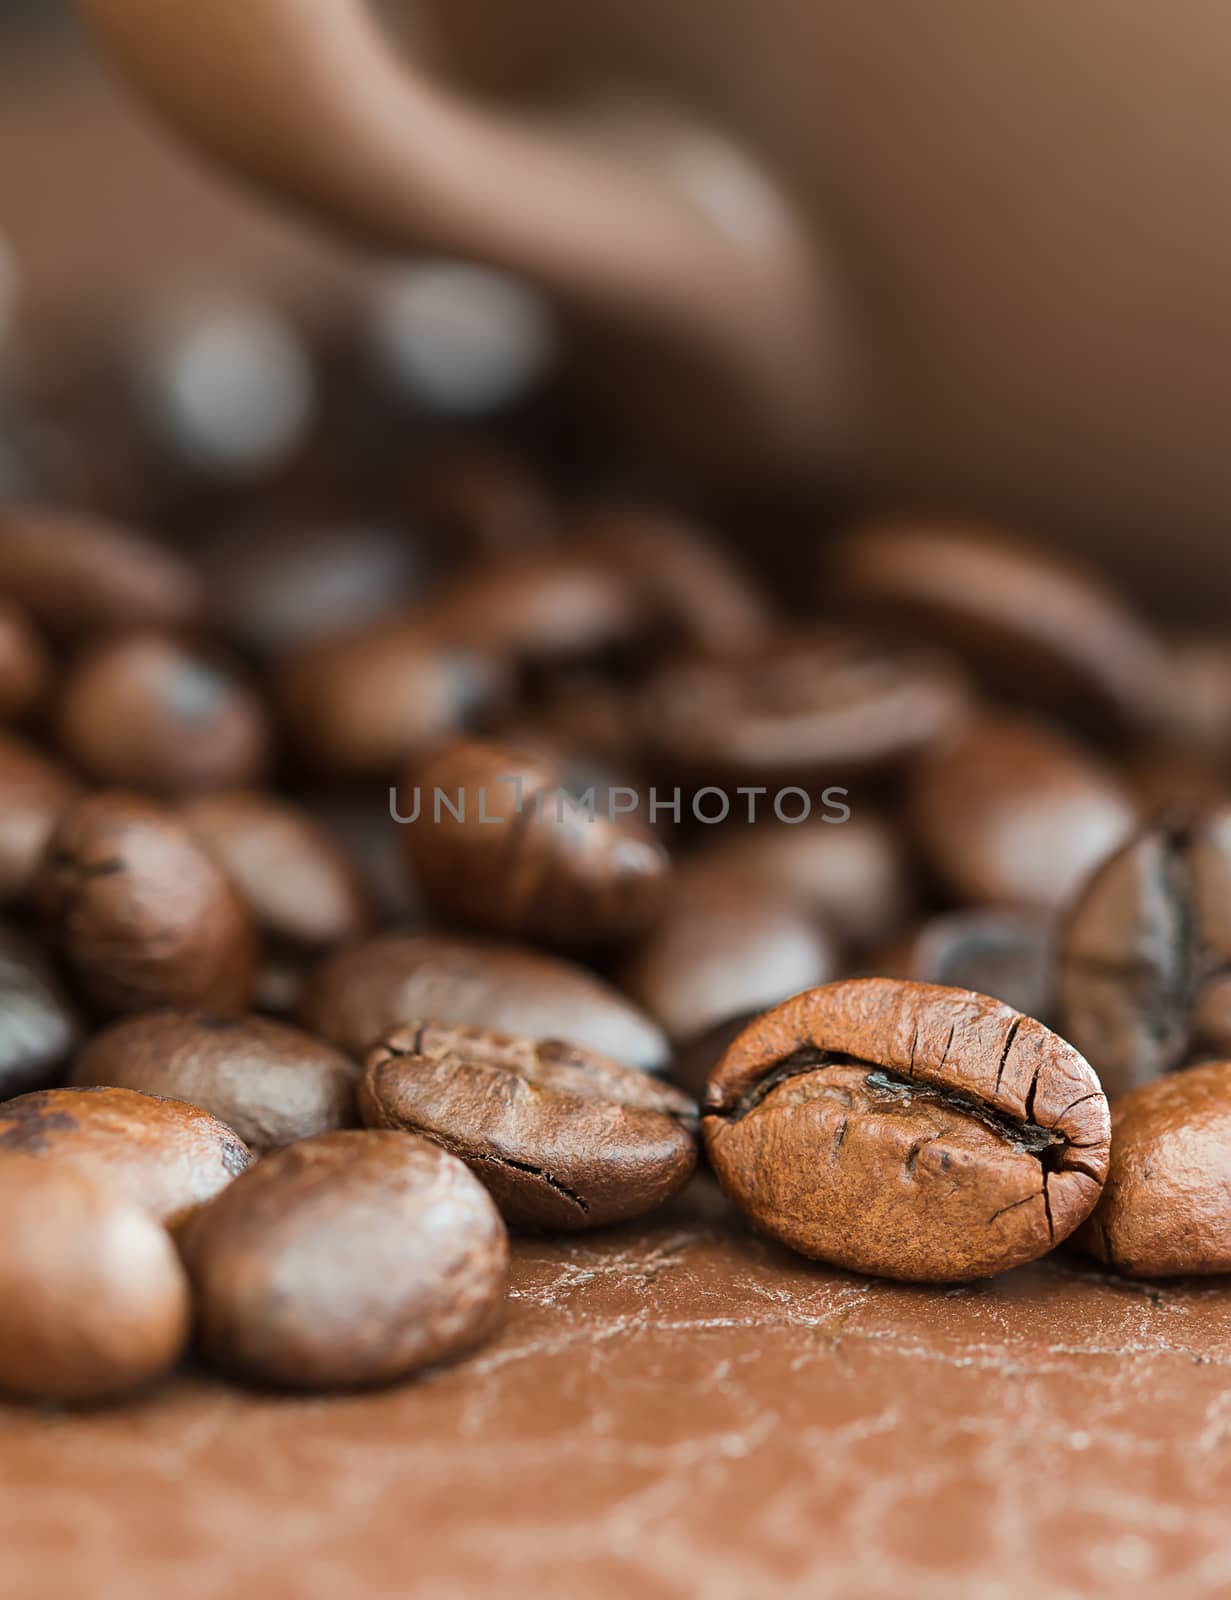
[643, 631, 970, 783]
[620, 862, 839, 1045]
[1058, 807, 1231, 1096]
[831, 521, 1174, 735]
[0, 731, 79, 905]
[0, 508, 201, 639]
[182, 791, 372, 956]
[0, 1085, 250, 1228]
[180, 1130, 508, 1389]
[274, 616, 509, 779]
[0, 929, 81, 1100]
[72, 1012, 358, 1154]
[362, 1022, 697, 1229]
[36, 792, 259, 1016]
[0, 600, 50, 722]
[0, 1163, 190, 1403]
[301, 932, 669, 1071]
[1157, 636, 1231, 759]
[702, 979, 1109, 1281]
[873, 910, 1055, 1025]
[572, 504, 771, 659]
[1122, 744, 1229, 817]
[55, 631, 269, 795]
[402, 738, 670, 947]
[700, 811, 914, 950]
[908, 713, 1137, 911]
[1075, 1062, 1231, 1278]
[407, 441, 558, 558]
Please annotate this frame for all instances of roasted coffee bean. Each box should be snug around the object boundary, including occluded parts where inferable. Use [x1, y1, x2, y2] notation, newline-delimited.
[1075, 1062, 1231, 1278]
[274, 616, 509, 779]
[0, 1163, 190, 1403]
[643, 631, 970, 783]
[36, 792, 259, 1016]
[425, 552, 644, 669]
[0, 1085, 250, 1228]
[0, 508, 201, 639]
[702, 979, 1110, 1281]
[181, 1130, 508, 1389]
[831, 521, 1174, 735]
[0, 600, 50, 722]
[700, 811, 914, 950]
[0, 731, 79, 905]
[573, 504, 771, 658]
[182, 791, 372, 956]
[1058, 807, 1231, 1096]
[0, 929, 81, 1100]
[301, 932, 669, 1071]
[55, 631, 269, 795]
[72, 1012, 358, 1154]
[202, 520, 428, 658]
[402, 738, 670, 946]
[362, 1022, 697, 1229]
[873, 910, 1054, 1024]
[620, 863, 839, 1044]
[408, 441, 558, 558]
[908, 713, 1136, 912]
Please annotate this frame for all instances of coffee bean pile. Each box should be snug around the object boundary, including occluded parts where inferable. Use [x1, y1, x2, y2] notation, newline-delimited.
[0, 294, 1229, 1404]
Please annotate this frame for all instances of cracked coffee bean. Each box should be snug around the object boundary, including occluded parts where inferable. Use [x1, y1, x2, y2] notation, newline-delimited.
[908, 712, 1136, 912]
[0, 731, 79, 905]
[873, 910, 1055, 1025]
[402, 738, 670, 947]
[72, 1012, 359, 1154]
[643, 630, 970, 784]
[0, 1162, 190, 1403]
[1058, 807, 1231, 1096]
[1075, 1061, 1231, 1278]
[181, 1130, 509, 1389]
[35, 792, 259, 1016]
[830, 520, 1175, 735]
[0, 929, 81, 1100]
[0, 1085, 250, 1229]
[702, 978, 1110, 1282]
[362, 1021, 697, 1229]
[55, 631, 270, 795]
[0, 600, 50, 722]
[302, 932, 669, 1071]
[0, 507, 201, 639]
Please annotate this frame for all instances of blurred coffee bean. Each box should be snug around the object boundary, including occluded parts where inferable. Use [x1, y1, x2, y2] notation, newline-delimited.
[128, 293, 316, 480]
[362, 1021, 697, 1229]
[699, 811, 914, 950]
[620, 862, 839, 1045]
[831, 520, 1174, 736]
[0, 929, 81, 1101]
[36, 792, 259, 1017]
[0, 1163, 190, 1404]
[301, 932, 669, 1071]
[0, 731, 79, 904]
[182, 791, 372, 960]
[0, 508, 201, 639]
[908, 713, 1137, 912]
[0, 1086, 250, 1230]
[572, 503, 772, 658]
[667, 1013, 757, 1102]
[313, 798, 422, 926]
[501, 675, 649, 775]
[358, 262, 555, 417]
[73, 1012, 358, 1154]
[275, 616, 509, 780]
[56, 631, 269, 795]
[181, 1130, 509, 1389]
[407, 441, 558, 558]
[1122, 744, 1228, 817]
[1158, 636, 1231, 757]
[872, 909, 1054, 1023]
[402, 738, 670, 947]
[1059, 807, 1231, 1096]
[0, 600, 49, 721]
[201, 520, 427, 658]
[643, 631, 971, 784]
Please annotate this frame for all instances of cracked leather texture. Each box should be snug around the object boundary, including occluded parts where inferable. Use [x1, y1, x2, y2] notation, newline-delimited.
[2, 1176, 1230, 1600]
